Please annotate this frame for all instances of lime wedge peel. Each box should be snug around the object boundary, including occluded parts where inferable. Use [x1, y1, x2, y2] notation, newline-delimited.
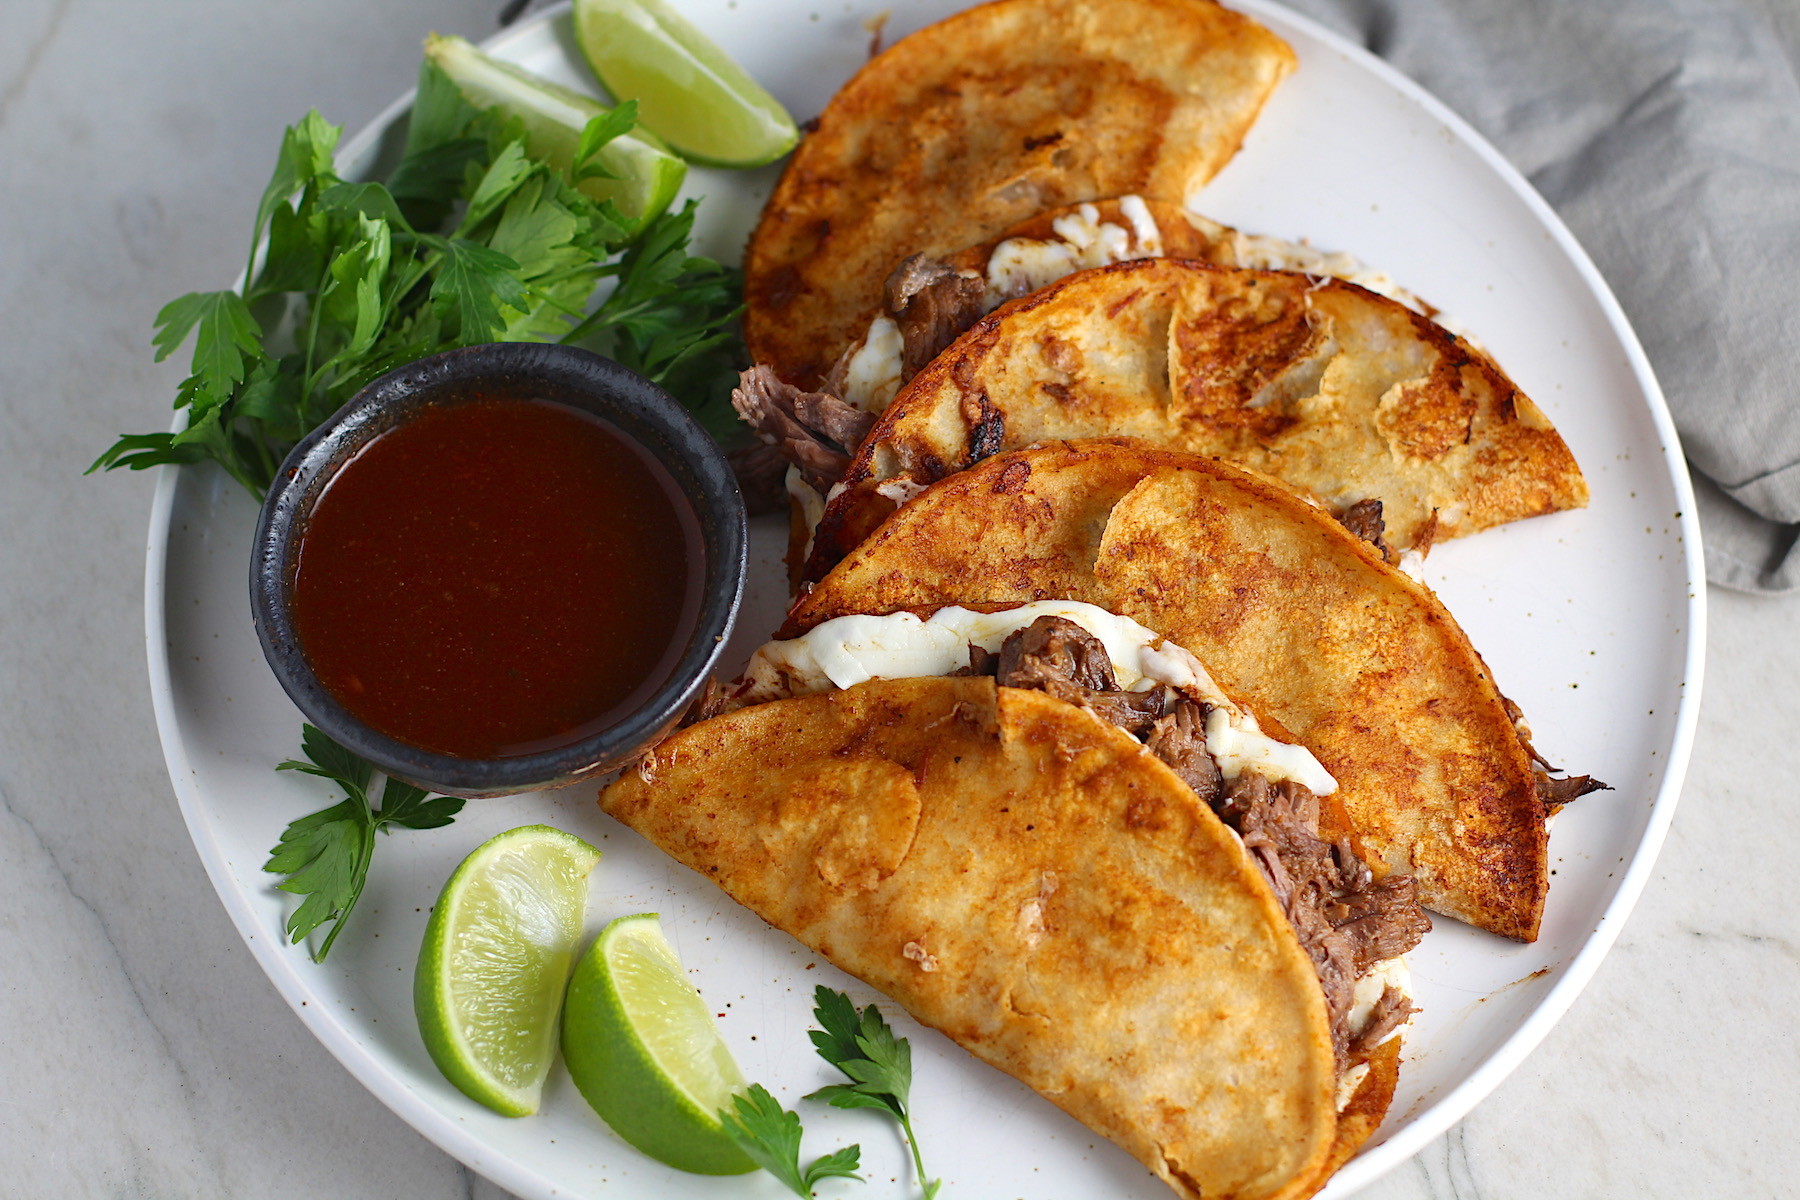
[561, 912, 757, 1174]
[572, 0, 800, 168]
[423, 32, 687, 234]
[414, 824, 602, 1118]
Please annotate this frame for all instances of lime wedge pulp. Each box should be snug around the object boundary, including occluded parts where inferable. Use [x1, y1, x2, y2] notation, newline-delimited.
[414, 824, 602, 1117]
[562, 913, 756, 1174]
[423, 32, 686, 235]
[572, 0, 800, 168]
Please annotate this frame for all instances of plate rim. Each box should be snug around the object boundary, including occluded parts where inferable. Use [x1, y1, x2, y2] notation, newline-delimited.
[1224, 0, 1709, 1191]
[140, 2, 1708, 1197]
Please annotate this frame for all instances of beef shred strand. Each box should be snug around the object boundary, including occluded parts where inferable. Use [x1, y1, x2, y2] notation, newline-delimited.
[884, 254, 988, 381]
[730, 365, 876, 494]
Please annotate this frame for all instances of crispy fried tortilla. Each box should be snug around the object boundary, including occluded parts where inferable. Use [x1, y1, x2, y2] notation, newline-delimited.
[804, 257, 1587, 578]
[743, 0, 1295, 391]
[785, 440, 1554, 939]
[602, 675, 1343, 1200]
[804, 195, 1440, 417]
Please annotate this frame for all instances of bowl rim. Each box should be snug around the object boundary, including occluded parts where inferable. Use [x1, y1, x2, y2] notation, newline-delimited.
[248, 341, 748, 797]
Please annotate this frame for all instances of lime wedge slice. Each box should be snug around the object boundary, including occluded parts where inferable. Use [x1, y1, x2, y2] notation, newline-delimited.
[424, 32, 686, 235]
[413, 824, 602, 1117]
[562, 913, 756, 1174]
[572, 0, 799, 168]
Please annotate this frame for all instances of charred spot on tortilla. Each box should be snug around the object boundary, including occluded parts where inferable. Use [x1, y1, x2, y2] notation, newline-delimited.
[965, 393, 1006, 463]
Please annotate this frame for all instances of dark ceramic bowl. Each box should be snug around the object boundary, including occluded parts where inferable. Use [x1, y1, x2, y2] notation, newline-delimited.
[250, 343, 747, 798]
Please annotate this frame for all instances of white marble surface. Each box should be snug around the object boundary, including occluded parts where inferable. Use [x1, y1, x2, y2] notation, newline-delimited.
[2, 1, 1795, 1197]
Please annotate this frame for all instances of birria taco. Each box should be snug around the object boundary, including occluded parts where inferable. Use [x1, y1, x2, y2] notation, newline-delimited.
[791, 255, 1587, 580]
[743, 0, 1296, 393]
[733, 195, 1484, 577]
[784, 439, 1606, 940]
[602, 598, 1431, 1200]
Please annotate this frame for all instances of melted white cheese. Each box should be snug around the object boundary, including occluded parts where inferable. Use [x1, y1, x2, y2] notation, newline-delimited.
[873, 477, 929, 506]
[841, 314, 905, 412]
[986, 200, 1159, 308]
[1334, 1063, 1371, 1112]
[738, 601, 1335, 793]
[1118, 194, 1164, 256]
[784, 466, 827, 562]
[1335, 954, 1414, 1111]
[1230, 231, 1409, 305]
[1223, 225, 1484, 347]
[835, 197, 1165, 414]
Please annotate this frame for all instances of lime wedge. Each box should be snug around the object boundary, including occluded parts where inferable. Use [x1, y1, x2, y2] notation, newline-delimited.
[572, 0, 799, 168]
[423, 32, 686, 235]
[414, 824, 602, 1117]
[561, 913, 756, 1174]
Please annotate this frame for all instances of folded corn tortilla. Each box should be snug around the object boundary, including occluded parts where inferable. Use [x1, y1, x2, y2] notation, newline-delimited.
[604, 675, 1349, 1200]
[743, 0, 1295, 391]
[785, 439, 1554, 939]
[805, 257, 1587, 579]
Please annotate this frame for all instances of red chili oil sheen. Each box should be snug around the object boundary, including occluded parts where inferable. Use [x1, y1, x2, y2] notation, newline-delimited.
[292, 396, 699, 759]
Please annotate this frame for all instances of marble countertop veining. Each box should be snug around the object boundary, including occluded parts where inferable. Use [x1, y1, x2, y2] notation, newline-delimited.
[2, 1, 1795, 1196]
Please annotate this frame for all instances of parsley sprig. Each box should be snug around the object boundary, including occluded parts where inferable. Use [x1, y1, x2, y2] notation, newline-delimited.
[90, 57, 745, 497]
[264, 724, 464, 961]
[806, 987, 942, 1199]
[723, 1084, 864, 1198]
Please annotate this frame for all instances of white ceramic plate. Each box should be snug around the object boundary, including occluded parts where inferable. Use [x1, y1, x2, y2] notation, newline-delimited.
[145, 3, 1705, 1197]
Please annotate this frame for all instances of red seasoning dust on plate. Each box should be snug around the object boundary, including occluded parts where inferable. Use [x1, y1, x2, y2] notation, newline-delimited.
[292, 396, 697, 759]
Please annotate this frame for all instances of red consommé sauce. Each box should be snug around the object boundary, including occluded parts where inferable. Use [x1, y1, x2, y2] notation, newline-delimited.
[291, 396, 699, 759]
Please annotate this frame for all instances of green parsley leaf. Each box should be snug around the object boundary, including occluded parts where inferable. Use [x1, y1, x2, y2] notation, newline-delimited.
[572, 101, 639, 182]
[152, 290, 265, 400]
[317, 180, 414, 232]
[265, 724, 465, 961]
[488, 176, 580, 279]
[402, 56, 481, 163]
[722, 1084, 863, 1199]
[256, 196, 331, 296]
[250, 110, 341, 280]
[421, 235, 527, 343]
[373, 776, 464, 830]
[83, 431, 208, 473]
[806, 987, 941, 1199]
[460, 137, 535, 230]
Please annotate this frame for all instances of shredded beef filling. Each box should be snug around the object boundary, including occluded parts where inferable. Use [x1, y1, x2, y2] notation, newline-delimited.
[1338, 498, 1393, 562]
[995, 613, 1118, 690]
[884, 254, 989, 381]
[990, 615, 1431, 1072]
[1228, 772, 1431, 1068]
[730, 365, 878, 495]
[973, 615, 1168, 735]
[733, 257, 985, 501]
[1145, 700, 1221, 808]
[1538, 771, 1611, 809]
[678, 676, 729, 729]
[1501, 696, 1612, 816]
[1350, 984, 1416, 1059]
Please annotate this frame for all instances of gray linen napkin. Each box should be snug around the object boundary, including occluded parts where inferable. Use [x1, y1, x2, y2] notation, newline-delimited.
[1278, 0, 1800, 591]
